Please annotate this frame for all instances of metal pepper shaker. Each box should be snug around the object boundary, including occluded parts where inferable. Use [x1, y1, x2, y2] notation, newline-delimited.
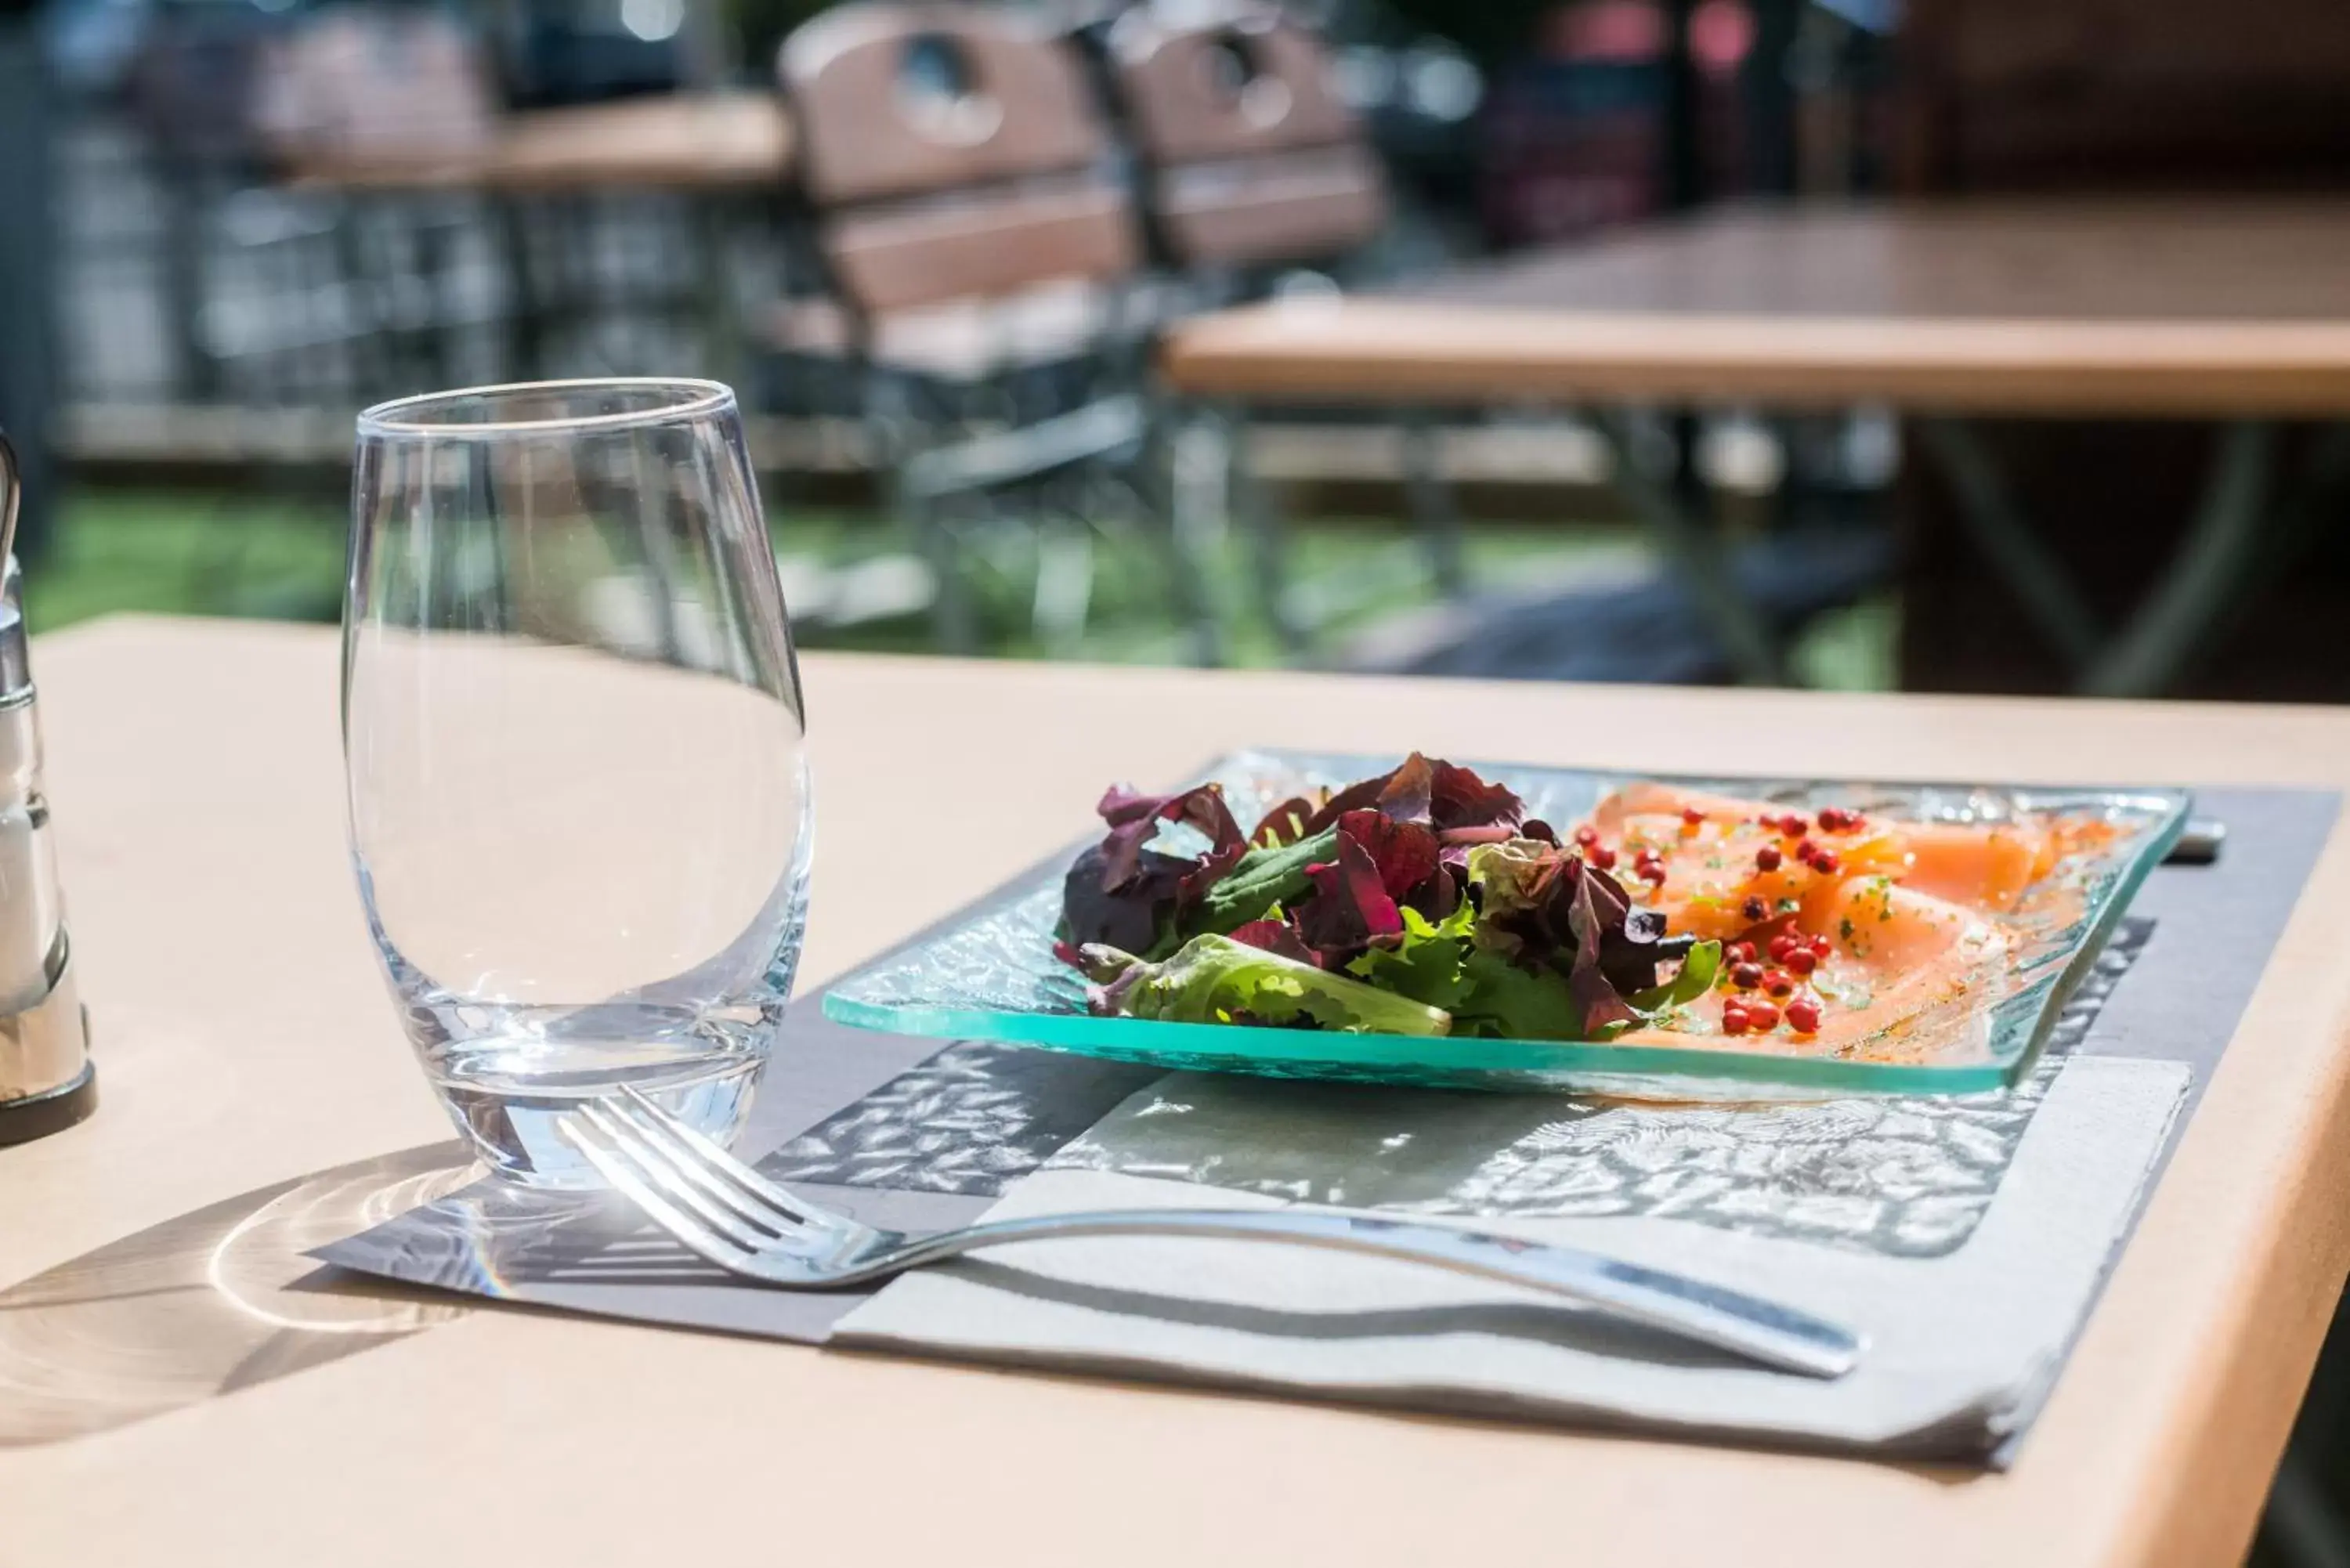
[0, 427, 92, 1145]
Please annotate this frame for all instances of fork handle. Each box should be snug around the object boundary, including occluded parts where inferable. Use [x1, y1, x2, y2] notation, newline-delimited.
[877, 1208, 1862, 1378]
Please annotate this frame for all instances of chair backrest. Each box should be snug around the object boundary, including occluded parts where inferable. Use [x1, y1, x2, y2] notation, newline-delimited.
[1105, 6, 1386, 269]
[250, 9, 499, 170]
[777, 5, 1139, 316]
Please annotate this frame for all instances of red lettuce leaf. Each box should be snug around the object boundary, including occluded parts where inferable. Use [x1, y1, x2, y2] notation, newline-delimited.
[1370, 753, 1436, 823]
[1060, 783, 1246, 957]
[1561, 865, 1641, 1036]
[1419, 861, 1462, 919]
[1227, 916, 1321, 966]
[1249, 796, 1318, 849]
[1335, 809, 1442, 905]
[1428, 761, 1524, 832]
[1303, 753, 1526, 836]
[1294, 829, 1405, 959]
[1475, 845, 1694, 1003]
[1096, 784, 1172, 826]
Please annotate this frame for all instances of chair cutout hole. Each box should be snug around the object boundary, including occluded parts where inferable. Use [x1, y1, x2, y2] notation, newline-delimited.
[1202, 30, 1292, 128]
[898, 32, 1003, 146]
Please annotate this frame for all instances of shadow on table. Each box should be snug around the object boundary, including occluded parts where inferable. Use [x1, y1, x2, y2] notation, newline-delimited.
[0, 1142, 479, 1447]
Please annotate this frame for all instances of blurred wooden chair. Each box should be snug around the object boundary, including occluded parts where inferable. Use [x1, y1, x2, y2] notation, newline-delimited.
[250, 9, 500, 174]
[224, 8, 504, 404]
[772, 2, 1214, 658]
[1103, 5, 1459, 651]
[121, 0, 293, 404]
[1104, 5, 1387, 292]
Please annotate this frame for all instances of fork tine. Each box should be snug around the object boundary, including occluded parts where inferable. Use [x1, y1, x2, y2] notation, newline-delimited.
[554, 1116, 758, 1273]
[573, 1102, 786, 1252]
[585, 1097, 807, 1241]
[612, 1082, 837, 1227]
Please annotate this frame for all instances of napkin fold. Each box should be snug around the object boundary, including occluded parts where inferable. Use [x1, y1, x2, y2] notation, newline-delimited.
[831, 1054, 2187, 1461]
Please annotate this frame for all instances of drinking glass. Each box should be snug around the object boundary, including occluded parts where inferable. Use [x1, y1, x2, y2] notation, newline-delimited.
[343, 379, 811, 1186]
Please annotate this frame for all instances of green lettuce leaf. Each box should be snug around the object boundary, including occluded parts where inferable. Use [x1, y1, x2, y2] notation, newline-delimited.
[1347, 901, 1723, 1042]
[1079, 934, 1452, 1036]
[1455, 948, 1612, 1039]
[1347, 902, 1609, 1039]
[1344, 903, 1476, 1011]
[1628, 940, 1722, 1021]
[1187, 827, 1339, 942]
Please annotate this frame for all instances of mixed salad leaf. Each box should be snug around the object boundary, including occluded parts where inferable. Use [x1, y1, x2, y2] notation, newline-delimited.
[1072, 936, 1451, 1036]
[1057, 755, 1717, 1042]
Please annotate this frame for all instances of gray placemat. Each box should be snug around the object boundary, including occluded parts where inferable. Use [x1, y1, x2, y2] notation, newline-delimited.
[306, 1006, 1154, 1343]
[312, 785, 2337, 1458]
[1038, 918, 2156, 1259]
[832, 1053, 2187, 1459]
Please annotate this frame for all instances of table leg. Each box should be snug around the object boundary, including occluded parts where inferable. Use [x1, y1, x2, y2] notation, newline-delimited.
[1141, 396, 1225, 668]
[2081, 422, 2275, 698]
[693, 195, 744, 391]
[1593, 411, 1783, 685]
[1223, 401, 1306, 656]
[1923, 419, 2319, 699]
[1400, 410, 1466, 599]
[2257, 1445, 2350, 1568]
[1917, 418, 2105, 670]
[919, 488, 978, 656]
[2228, 425, 2350, 615]
[494, 197, 543, 382]
[416, 202, 458, 392]
[326, 198, 382, 399]
[156, 165, 218, 405]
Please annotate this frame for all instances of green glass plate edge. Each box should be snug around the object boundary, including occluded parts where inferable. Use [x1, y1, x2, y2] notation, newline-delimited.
[822, 778, 2190, 1096]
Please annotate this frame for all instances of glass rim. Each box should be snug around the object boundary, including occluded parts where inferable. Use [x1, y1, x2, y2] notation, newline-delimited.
[356, 378, 736, 439]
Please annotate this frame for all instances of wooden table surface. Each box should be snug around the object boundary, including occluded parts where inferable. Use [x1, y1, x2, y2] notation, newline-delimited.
[1162, 201, 2350, 416]
[8, 616, 2350, 1568]
[284, 90, 793, 195]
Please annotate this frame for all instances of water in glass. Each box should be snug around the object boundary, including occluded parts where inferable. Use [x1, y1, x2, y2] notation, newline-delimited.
[343, 380, 811, 1186]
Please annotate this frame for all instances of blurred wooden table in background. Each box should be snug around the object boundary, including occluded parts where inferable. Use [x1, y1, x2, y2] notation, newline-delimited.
[281, 89, 793, 396]
[1164, 201, 2350, 695]
[281, 89, 794, 194]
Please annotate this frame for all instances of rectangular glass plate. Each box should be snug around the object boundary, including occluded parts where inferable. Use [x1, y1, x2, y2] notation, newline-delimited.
[824, 751, 2189, 1097]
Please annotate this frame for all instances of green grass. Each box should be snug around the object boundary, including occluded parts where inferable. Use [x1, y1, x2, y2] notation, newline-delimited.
[1790, 595, 1900, 693]
[29, 488, 1895, 688]
[28, 491, 350, 633]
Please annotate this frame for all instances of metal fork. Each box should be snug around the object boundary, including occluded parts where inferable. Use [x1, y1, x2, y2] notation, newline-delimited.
[555, 1086, 1864, 1379]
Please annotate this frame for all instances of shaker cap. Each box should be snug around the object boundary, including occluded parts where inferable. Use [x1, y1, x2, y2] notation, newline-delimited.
[0, 556, 26, 699]
[0, 428, 20, 696]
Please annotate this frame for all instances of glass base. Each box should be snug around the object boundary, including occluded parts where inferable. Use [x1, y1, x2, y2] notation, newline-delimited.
[438, 1054, 764, 1187]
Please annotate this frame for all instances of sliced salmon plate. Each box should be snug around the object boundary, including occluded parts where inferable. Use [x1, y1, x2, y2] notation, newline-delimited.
[824, 752, 2193, 1098]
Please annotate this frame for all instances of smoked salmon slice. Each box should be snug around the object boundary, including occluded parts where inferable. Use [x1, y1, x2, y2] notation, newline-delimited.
[1574, 782, 2072, 1054]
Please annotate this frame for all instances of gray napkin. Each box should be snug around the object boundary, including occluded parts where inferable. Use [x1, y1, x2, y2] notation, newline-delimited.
[833, 1054, 2187, 1460]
